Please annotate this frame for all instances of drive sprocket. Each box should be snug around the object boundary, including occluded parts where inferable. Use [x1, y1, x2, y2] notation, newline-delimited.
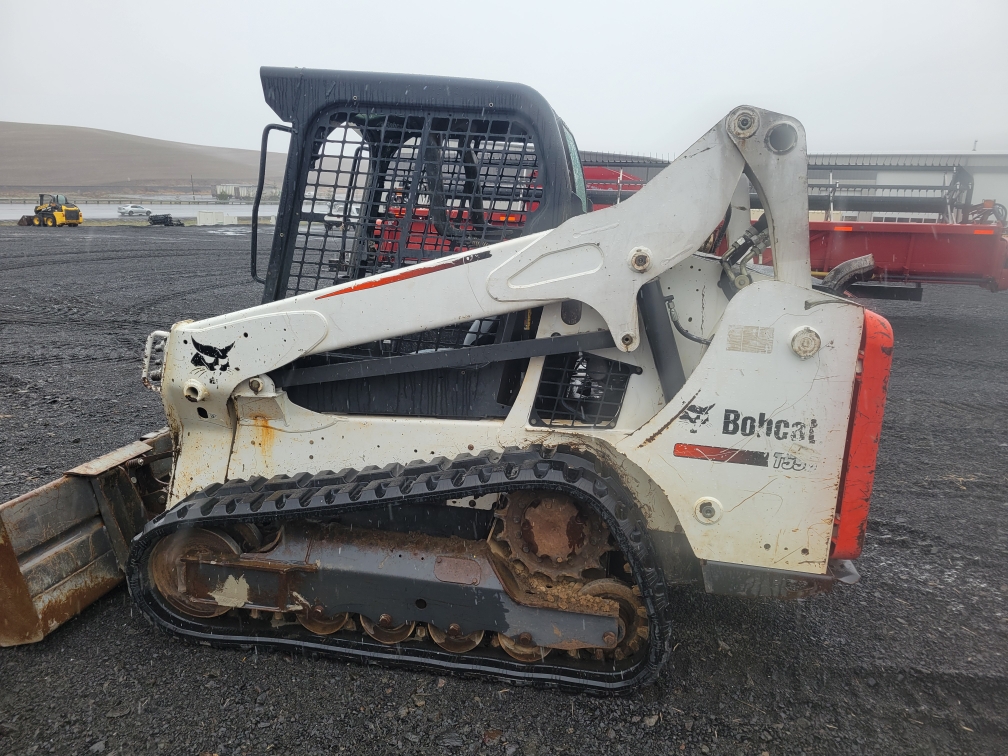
[495, 490, 610, 580]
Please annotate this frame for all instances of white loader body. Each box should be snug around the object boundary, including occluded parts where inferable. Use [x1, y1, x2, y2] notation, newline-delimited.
[155, 106, 864, 578]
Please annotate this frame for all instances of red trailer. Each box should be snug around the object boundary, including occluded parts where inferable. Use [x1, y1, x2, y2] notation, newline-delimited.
[808, 220, 1008, 293]
[583, 164, 1008, 296]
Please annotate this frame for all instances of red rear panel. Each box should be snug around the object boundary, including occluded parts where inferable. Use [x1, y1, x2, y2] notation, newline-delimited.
[831, 309, 894, 560]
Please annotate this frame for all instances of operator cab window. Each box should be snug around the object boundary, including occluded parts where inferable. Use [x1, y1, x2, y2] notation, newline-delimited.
[559, 121, 588, 213]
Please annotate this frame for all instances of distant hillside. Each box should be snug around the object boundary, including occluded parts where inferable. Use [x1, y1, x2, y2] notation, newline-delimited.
[0, 122, 287, 193]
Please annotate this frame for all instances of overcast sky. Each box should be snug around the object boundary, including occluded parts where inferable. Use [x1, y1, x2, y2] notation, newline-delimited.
[2, 0, 1006, 157]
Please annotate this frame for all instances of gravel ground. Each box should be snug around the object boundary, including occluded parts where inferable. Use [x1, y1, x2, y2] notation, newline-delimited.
[1, 225, 1006, 756]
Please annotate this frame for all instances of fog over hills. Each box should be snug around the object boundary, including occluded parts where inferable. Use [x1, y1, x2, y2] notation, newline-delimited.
[0, 122, 286, 193]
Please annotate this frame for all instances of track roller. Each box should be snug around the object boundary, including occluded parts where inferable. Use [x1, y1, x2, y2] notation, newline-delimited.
[428, 624, 484, 653]
[360, 614, 415, 644]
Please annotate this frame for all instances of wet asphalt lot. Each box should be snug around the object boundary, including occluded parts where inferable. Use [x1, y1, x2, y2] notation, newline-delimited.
[0, 225, 1006, 755]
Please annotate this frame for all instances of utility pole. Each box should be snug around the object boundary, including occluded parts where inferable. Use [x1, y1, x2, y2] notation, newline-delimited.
[191, 175, 196, 202]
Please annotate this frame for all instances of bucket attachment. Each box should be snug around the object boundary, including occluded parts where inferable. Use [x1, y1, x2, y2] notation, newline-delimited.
[0, 430, 170, 646]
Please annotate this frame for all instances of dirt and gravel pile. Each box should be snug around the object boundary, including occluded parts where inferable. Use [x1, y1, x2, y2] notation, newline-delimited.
[1, 226, 1005, 755]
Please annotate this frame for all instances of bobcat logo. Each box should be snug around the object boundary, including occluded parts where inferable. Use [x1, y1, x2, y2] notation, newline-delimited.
[191, 338, 235, 372]
[679, 403, 715, 433]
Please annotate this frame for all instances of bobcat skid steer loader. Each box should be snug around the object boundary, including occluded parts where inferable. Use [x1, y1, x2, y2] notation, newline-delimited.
[2, 69, 893, 694]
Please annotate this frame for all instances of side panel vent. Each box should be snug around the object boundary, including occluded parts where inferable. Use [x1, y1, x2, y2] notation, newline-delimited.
[531, 352, 641, 429]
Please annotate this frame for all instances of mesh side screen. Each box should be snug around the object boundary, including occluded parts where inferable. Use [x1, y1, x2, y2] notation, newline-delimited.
[531, 352, 635, 429]
[286, 110, 542, 299]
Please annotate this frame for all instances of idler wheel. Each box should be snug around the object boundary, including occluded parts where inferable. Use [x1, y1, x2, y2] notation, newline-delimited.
[579, 578, 648, 660]
[297, 607, 350, 635]
[497, 632, 552, 663]
[360, 614, 415, 644]
[428, 623, 484, 653]
[149, 528, 241, 618]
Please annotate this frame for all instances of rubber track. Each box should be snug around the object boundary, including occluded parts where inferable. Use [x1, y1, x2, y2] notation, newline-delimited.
[126, 445, 673, 694]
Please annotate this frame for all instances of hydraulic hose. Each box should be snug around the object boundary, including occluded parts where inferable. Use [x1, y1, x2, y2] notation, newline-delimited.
[666, 297, 711, 346]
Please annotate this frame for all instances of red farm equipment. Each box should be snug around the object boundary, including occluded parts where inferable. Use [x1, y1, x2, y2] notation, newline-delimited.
[583, 159, 1008, 298]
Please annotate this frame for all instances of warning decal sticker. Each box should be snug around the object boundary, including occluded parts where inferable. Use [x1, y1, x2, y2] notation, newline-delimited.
[673, 443, 769, 467]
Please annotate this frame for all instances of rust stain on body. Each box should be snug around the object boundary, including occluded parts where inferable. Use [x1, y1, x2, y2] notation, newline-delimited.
[639, 390, 702, 447]
[250, 415, 278, 458]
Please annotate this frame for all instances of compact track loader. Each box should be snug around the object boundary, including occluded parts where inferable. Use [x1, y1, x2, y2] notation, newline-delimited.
[1, 68, 892, 693]
[21, 193, 84, 227]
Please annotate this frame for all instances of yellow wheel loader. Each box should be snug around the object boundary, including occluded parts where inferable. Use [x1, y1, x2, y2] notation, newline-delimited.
[0, 69, 893, 693]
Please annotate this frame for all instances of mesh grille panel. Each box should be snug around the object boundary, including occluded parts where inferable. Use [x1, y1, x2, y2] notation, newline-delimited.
[286, 110, 542, 298]
[531, 352, 636, 429]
